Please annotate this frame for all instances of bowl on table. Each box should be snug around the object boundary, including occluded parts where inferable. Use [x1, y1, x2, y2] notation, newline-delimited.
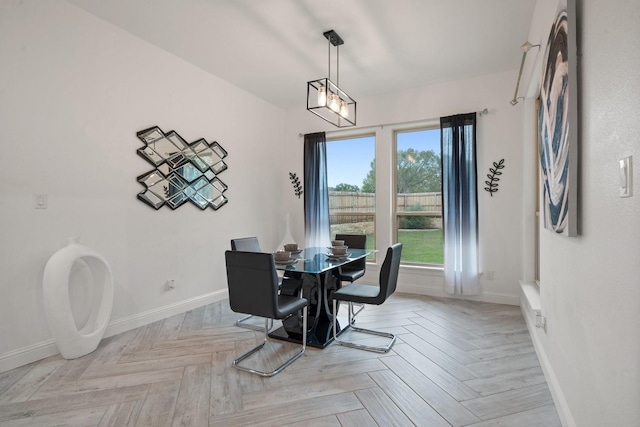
[284, 243, 298, 252]
[331, 245, 348, 256]
[274, 250, 291, 263]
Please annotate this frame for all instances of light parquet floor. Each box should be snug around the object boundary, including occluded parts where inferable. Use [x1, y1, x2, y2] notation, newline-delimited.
[0, 293, 561, 426]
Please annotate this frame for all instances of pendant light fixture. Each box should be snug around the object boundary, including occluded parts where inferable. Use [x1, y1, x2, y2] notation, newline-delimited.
[307, 30, 356, 127]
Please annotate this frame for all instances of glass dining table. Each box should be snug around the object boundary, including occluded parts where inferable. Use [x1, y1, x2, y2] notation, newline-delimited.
[271, 246, 373, 348]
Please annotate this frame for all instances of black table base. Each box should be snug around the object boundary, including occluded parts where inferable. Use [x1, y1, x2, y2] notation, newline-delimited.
[270, 272, 347, 348]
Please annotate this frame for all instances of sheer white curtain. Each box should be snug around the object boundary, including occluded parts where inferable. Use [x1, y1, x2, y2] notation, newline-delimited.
[303, 132, 331, 248]
[441, 113, 479, 295]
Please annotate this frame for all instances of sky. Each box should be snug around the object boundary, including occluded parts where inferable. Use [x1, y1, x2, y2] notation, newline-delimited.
[326, 129, 440, 188]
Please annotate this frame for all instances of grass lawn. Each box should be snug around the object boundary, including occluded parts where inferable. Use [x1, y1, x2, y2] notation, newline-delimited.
[364, 229, 443, 264]
[398, 229, 444, 264]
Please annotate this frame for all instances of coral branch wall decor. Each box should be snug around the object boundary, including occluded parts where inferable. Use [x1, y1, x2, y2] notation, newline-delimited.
[135, 126, 229, 210]
[484, 159, 505, 197]
[289, 172, 303, 198]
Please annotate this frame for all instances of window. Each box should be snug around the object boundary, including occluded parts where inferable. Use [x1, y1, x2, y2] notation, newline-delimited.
[326, 135, 375, 259]
[394, 128, 443, 265]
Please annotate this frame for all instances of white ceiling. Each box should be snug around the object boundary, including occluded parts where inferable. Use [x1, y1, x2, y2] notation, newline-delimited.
[67, 0, 536, 109]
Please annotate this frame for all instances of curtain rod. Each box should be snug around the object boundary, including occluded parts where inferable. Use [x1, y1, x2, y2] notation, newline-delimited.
[299, 108, 489, 137]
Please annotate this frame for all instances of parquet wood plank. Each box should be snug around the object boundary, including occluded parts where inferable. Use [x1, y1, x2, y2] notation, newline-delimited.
[468, 340, 536, 361]
[97, 399, 145, 427]
[403, 323, 482, 365]
[354, 387, 415, 427]
[30, 367, 184, 400]
[368, 370, 451, 427]
[393, 342, 481, 401]
[86, 329, 139, 368]
[399, 333, 478, 381]
[178, 306, 205, 335]
[208, 392, 363, 427]
[243, 373, 376, 411]
[81, 354, 211, 380]
[465, 352, 542, 378]
[0, 293, 561, 426]
[0, 405, 108, 426]
[0, 358, 67, 403]
[381, 355, 481, 426]
[0, 363, 37, 397]
[210, 349, 243, 416]
[171, 364, 210, 427]
[0, 385, 148, 423]
[464, 366, 547, 396]
[116, 342, 234, 364]
[155, 313, 186, 342]
[464, 404, 562, 427]
[462, 382, 555, 420]
[409, 315, 481, 351]
[335, 409, 378, 427]
[133, 379, 180, 427]
[283, 415, 342, 427]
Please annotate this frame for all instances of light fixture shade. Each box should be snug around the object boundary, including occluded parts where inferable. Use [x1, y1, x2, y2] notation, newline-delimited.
[339, 100, 349, 118]
[317, 85, 327, 106]
[307, 78, 356, 127]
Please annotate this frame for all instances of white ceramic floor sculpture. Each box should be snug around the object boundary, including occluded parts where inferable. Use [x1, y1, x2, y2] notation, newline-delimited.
[43, 237, 114, 359]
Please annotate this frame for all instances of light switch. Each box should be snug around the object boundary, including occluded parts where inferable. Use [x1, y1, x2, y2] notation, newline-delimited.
[35, 194, 47, 209]
[619, 156, 632, 198]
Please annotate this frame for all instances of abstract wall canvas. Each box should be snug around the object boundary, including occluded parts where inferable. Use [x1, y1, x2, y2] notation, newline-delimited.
[538, 0, 578, 236]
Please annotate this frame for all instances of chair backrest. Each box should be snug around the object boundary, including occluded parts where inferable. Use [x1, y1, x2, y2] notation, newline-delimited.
[335, 234, 366, 271]
[225, 250, 279, 319]
[378, 243, 403, 303]
[230, 237, 261, 252]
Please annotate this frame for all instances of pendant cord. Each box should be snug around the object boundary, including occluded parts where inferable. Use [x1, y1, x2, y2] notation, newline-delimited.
[327, 38, 331, 82]
[337, 44, 340, 88]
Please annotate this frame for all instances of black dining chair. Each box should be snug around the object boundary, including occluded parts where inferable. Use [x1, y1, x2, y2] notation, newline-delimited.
[334, 234, 367, 320]
[230, 237, 261, 252]
[334, 234, 367, 283]
[230, 237, 269, 331]
[331, 243, 402, 353]
[225, 250, 308, 377]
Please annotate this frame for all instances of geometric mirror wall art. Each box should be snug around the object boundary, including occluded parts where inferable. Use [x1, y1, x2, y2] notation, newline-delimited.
[136, 126, 228, 210]
[537, 1, 578, 236]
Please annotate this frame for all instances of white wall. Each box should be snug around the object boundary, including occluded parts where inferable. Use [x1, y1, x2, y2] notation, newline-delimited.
[0, 0, 286, 371]
[521, 0, 640, 425]
[282, 70, 526, 305]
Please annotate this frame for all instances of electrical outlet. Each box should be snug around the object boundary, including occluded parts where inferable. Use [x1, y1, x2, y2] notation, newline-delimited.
[534, 309, 547, 332]
[486, 271, 494, 281]
[165, 279, 175, 291]
[34, 194, 47, 209]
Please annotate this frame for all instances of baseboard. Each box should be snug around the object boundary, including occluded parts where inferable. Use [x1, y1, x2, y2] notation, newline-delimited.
[0, 289, 228, 374]
[0, 339, 59, 375]
[397, 282, 521, 306]
[103, 289, 228, 338]
[520, 281, 576, 427]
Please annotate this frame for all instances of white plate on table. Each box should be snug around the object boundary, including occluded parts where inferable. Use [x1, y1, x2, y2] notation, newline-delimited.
[326, 252, 350, 260]
[275, 258, 298, 266]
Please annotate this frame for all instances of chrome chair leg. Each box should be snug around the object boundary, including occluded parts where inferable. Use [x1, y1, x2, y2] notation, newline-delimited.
[349, 302, 365, 324]
[232, 306, 307, 377]
[332, 300, 395, 353]
[235, 314, 273, 332]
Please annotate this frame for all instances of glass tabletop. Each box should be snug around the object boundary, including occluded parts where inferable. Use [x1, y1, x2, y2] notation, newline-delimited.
[275, 246, 371, 275]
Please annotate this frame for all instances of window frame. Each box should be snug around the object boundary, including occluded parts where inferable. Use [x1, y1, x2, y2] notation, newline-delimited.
[392, 123, 444, 267]
[326, 132, 377, 262]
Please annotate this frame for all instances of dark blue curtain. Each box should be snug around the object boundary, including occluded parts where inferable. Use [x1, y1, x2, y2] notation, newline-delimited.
[441, 113, 479, 294]
[304, 132, 331, 248]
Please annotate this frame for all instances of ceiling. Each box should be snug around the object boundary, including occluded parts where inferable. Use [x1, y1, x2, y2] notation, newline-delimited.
[67, 0, 536, 109]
